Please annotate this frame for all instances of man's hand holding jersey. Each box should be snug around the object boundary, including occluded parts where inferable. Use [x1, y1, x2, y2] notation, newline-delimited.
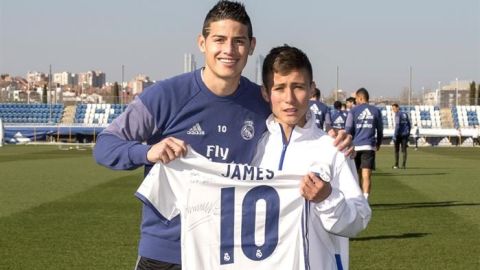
[147, 137, 188, 164]
[329, 129, 354, 157]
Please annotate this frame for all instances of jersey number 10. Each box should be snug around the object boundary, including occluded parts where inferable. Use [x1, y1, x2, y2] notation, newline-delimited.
[220, 185, 280, 265]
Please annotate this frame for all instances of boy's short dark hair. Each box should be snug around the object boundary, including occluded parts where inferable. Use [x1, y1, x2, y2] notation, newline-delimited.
[262, 45, 313, 91]
[392, 103, 399, 109]
[202, 0, 253, 39]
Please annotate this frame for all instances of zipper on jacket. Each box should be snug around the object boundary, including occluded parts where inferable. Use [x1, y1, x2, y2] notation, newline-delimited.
[278, 123, 311, 269]
[277, 123, 293, 170]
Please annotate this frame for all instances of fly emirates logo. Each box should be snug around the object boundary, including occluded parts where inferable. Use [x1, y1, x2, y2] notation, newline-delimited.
[206, 145, 229, 161]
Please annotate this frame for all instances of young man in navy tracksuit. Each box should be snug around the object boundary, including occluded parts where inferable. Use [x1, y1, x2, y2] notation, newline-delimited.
[308, 87, 330, 130]
[345, 88, 383, 200]
[325, 100, 347, 131]
[392, 103, 411, 169]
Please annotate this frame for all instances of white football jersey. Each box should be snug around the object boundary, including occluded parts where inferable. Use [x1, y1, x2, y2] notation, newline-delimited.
[136, 148, 309, 270]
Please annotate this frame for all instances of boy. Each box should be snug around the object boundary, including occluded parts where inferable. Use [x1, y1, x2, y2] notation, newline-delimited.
[252, 45, 371, 270]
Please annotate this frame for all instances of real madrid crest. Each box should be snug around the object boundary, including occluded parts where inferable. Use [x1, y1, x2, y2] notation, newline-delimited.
[241, 120, 254, 140]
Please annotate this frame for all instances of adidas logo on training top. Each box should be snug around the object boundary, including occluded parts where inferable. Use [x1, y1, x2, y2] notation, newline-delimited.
[357, 108, 373, 120]
[187, 123, 205, 135]
[334, 116, 345, 124]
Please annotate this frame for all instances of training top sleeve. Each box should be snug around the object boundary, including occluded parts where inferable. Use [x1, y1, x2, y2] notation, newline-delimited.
[93, 96, 155, 170]
[344, 111, 354, 135]
[312, 153, 371, 237]
[376, 108, 384, 147]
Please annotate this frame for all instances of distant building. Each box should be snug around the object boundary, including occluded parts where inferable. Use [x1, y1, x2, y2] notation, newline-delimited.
[96, 72, 106, 87]
[184, 53, 196, 73]
[62, 91, 77, 102]
[129, 74, 154, 95]
[423, 90, 438, 106]
[437, 80, 471, 108]
[26, 71, 47, 85]
[6, 87, 21, 102]
[53, 71, 78, 86]
[78, 71, 106, 88]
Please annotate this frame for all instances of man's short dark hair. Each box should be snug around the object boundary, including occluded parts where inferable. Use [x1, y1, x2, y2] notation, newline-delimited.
[346, 97, 356, 104]
[392, 103, 399, 109]
[333, 101, 342, 110]
[356, 87, 370, 101]
[312, 88, 321, 100]
[262, 45, 313, 91]
[203, 0, 253, 39]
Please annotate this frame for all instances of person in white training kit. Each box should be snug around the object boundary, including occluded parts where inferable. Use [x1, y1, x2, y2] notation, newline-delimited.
[0, 117, 4, 147]
[252, 45, 371, 270]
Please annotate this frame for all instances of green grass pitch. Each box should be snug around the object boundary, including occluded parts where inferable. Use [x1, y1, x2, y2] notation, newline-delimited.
[0, 145, 479, 269]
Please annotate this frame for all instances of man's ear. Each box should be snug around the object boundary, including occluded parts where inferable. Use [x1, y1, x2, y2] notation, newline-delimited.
[310, 82, 316, 98]
[197, 34, 206, 53]
[261, 85, 270, 102]
[248, 37, 256, 55]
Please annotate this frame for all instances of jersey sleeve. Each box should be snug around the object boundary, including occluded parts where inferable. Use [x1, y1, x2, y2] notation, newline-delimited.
[312, 154, 371, 237]
[93, 96, 155, 170]
[406, 113, 412, 135]
[135, 162, 180, 225]
[376, 109, 384, 146]
[394, 112, 400, 137]
[344, 111, 354, 135]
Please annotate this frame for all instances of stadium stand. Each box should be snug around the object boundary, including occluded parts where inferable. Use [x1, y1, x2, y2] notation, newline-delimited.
[74, 103, 127, 124]
[451, 105, 480, 128]
[1, 102, 479, 145]
[381, 105, 442, 129]
[0, 103, 64, 124]
[0, 103, 127, 144]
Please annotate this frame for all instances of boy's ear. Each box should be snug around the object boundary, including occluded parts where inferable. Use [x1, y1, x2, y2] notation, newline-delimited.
[261, 85, 270, 102]
[198, 34, 206, 53]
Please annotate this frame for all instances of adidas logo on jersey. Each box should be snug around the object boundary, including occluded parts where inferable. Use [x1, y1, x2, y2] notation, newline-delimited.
[357, 108, 373, 120]
[187, 123, 205, 135]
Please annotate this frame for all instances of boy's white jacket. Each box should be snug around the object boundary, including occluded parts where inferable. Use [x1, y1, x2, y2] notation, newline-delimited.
[252, 111, 372, 270]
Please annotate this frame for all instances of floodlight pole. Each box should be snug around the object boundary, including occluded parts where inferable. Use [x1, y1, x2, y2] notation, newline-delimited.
[409, 66, 412, 118]
[121, 64, 125, 105]
[49, 64, 53, 124]
[336, 66, 339, 101]
[455, 77, 459, 107]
